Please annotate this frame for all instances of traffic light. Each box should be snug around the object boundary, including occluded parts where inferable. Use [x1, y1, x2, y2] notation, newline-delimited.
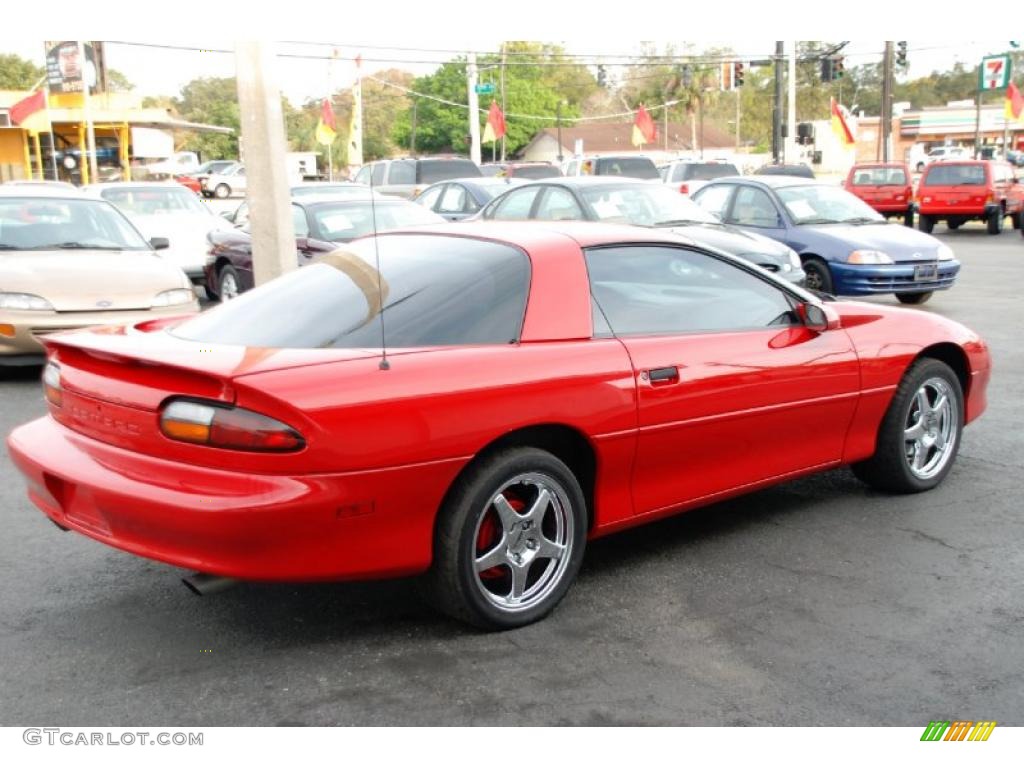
[597, 64, 606, 87]
[821, 57, 833, 82]
[833, 56, 845, 79]
[896, 41, 908, 68]
[734, 61, 744, 87]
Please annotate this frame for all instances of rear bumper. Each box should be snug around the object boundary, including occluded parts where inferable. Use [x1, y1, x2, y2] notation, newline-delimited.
[829, 261, 960, 296]
[7, 416, 465, 581]
[0, 304, 200, 356]
[918, 203, 999, 218]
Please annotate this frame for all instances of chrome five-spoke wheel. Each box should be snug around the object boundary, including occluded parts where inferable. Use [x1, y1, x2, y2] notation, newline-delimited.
[903, 377, 957, 480]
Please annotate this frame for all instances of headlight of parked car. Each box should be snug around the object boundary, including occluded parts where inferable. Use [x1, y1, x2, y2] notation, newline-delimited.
[847, 249, 893, 265]
[151, 288, 195, 308]
[0, 292, 55, 311]
[937, 245, 955, 261]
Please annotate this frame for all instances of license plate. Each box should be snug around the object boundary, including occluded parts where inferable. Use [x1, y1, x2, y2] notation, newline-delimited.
[914, 264, 938, 281]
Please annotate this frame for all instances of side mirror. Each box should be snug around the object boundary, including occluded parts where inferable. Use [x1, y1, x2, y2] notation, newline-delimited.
[149, 237, 170, 250]
[800, 302, 841, 332]
[219, 210, 235, 221]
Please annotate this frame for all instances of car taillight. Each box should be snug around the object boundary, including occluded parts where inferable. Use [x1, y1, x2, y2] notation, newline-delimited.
[43, 361, 62, 407]
[679, 183, 689, 195]
[160, 399, 304, 452]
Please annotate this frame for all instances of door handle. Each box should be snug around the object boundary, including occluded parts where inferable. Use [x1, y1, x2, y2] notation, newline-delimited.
[645, 366, 680, 385]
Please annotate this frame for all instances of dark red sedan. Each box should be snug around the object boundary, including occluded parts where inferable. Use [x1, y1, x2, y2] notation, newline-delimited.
[7, 223, 990, 629]
[842, 163, 915, 226]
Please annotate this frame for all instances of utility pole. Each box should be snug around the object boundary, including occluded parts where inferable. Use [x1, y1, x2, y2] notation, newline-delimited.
[735, 89, 741, 153]
[234, 41, 296, 286]
[772, 41, 784, 164]
[467, 52, 481, 165]
[410, 99, 417, 154]
[556, 101, 564, 163]
[881, 41, 893, 162]
[787, 42, 797, 162]
[500, 43, 507, 162]
[78, 41, 98, 185]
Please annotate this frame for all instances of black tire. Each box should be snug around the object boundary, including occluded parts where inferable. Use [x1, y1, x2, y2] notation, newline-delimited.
[1012, 211, 1022, 230]
[903, 207, 915, 228]
[424, 447, 587, 630]
[851, 358, 963, 493]
[217, 264, 241, 301]
[918, 214, 935, 233]
[896, 291, 933, 305]
[986, 207, 1004, 234]
[214, 183, 230, 199]
[947, 220, 961, 231]
[801, 257, 834, 294]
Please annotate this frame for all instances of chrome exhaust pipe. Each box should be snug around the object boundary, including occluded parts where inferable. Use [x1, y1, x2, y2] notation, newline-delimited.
[182, 572, 239, 596]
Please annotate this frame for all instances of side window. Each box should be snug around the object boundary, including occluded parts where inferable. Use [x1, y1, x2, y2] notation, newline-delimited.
[534, 187, 584, 221]
[488, 187, 540, 220]
[729, 186, 780, 227]
[438, 184, 467, 213]
[585, 245, 797, 336]
[371, 163, 386, 186]
[291, 205, 309, 237]
[693, 184, 733, 219]
[355, 166, 372, 184]
[416, 185, 443, 211]
[233, 202, 250, 228]
[671, 165, 691, 182]
[388, 160, 416, 185]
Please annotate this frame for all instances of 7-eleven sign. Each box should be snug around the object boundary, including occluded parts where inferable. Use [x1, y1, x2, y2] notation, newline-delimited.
[980, 55, 1012, 90]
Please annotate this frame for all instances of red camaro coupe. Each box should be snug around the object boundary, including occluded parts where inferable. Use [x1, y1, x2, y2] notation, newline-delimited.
[7, 222, 990, 629]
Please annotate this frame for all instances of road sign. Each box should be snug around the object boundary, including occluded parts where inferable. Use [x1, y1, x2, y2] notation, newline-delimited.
[980, 55, 1012, 91]
[474, 83, 495, 95]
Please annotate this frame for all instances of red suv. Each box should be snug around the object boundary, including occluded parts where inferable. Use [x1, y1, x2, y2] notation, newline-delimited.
[916, 160, 1024, 234]
[843, 163, 914, 226]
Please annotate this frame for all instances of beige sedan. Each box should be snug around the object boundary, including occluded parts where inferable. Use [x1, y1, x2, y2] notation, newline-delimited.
[0, 189, 199, 364]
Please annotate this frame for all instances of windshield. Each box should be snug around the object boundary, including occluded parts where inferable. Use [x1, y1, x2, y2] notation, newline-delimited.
[310, 201, 443, 242]
[851, 167, 908, 185]
[776, 185, 884, 224]
[593, 157, 660, 179]
[580, 184, 718, 226]
[0, 197, 151, 250]
[675, 163, 739, 181]
[418, 160, 482, 183]
[170, 234, 530, 349]
[290, 184, 369, 198]
[510, 165, 561, 179]
[100, 186, 209, 216]
[923, 164, 987, 186]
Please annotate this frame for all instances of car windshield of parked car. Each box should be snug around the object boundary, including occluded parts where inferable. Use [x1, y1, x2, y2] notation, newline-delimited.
[290, 184, 369, 198]
[171, 234, 530, 349]
[580, 184, 718, 226]
[923, 164, 987, 186]
[776, 185, 884, 224]
[417, 160, 482, 183]
[851, 167, 908, 185]
[593, 157, 660, 179]
[511, 165, 561, 180]
[673, 163, 740, 182]
[0, 197, 151, 251]
[310, 201, 443, 242]
[100, 187, 208, 216]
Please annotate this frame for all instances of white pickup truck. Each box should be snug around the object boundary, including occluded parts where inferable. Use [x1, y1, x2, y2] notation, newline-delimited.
[138, 151, 201, 179]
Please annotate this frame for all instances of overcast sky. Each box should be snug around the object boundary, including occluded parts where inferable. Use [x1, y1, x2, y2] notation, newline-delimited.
[1, 40, 1009, 107]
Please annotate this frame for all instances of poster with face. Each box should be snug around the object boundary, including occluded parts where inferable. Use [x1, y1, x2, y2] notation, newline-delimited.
[44, 41, 106, 94]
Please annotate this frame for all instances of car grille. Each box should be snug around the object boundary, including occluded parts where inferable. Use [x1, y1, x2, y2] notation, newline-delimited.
[30, 326, 86, 337]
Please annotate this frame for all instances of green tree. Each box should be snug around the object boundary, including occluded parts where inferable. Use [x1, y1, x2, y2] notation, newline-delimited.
[0, 53, 44, 89]
[173, 77, 240, 160]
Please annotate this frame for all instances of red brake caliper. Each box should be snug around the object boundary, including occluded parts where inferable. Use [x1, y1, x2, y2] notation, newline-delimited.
[477, 495, 524, 580]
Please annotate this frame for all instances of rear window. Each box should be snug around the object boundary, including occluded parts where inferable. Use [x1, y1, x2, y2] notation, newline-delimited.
[923, 164, 987, 186]
[417, 159, 482, 183]
[171, 235, 530, 348]
[673, 163, 739, 182]
[510, 165, 561, 179]
[851, 167, 908, 185]
[594, 157, 660, 180]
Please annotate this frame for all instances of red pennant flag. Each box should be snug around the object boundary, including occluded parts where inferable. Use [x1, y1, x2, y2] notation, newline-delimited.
[10, 90, 46, 128]
[482, 101, 506, 143]
[320, 98, 336, 131]
[632, 104, 657, 147]
[1006, 82, 1024, 120]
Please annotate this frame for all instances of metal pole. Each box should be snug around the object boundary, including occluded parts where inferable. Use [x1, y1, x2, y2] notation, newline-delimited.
[772, 41, 783, 164]
[735, 88, 741, 153]
[500, 43, 507, 162]
[556, 101, 564, 163]
[975, 74, 983, 159]
[467, 53, 481, 164]
[234, 41, 296, 286]
[787, 42, 796, 163]
[882, 41, 893, 162]
[79, 42, 98, 184]
[410, 99, 417, 154]
[699, 90, 705, 159]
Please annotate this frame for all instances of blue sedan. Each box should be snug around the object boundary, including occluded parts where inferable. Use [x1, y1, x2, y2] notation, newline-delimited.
[692, 176, 960, 304]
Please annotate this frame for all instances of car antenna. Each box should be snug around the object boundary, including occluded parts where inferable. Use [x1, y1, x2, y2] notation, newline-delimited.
[368, 167, 389, 371]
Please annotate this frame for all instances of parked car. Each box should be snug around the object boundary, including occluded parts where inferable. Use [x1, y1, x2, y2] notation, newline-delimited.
[477, 178, 805, 283]
[661, 160, 741, 196]
[414, 177, 521, 221]
[353, 157, 482, 199]
[843, 163, 915, 227]
[173, 175, 202, 195]
[84, 182, 234, 285]
[201, 163, 246, 199]
[0, 188, 198, 364]
[560, 155, 660, 180]
[480, 162, 561, 180]
[288, 182, 372, 198]
[916, 146, 970, 173]
[4, 180, 80, 193]
[692, 175, 960, 304]
[754, 163, 815, 179]
[8, 221, 990, 628]
[916, 160, 1024, 235]
[190, 160, 236, 195]
[204, 196, 444, 300]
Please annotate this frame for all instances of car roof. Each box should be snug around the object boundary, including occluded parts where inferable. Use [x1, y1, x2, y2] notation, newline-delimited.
[718, 174, 819, 188]
[0, 187, 97, 200]
[510, 177, 656, 188]
[84, 181, 186, 191]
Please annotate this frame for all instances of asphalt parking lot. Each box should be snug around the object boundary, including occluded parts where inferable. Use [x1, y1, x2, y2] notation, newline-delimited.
[1, 222, 1021, 726]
